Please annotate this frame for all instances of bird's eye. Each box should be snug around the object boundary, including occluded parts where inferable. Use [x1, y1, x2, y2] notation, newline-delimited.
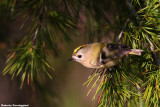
[77, 55, 82, 58]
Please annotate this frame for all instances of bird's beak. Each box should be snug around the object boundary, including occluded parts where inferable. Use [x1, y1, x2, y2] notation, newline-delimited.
[68, 58, 74, 61]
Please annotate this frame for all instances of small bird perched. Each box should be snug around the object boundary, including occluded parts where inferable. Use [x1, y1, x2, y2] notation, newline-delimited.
[69, 43, 143, 69]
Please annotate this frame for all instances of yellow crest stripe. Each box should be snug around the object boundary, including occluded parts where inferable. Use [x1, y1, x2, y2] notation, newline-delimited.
[73, 45, 87, 55]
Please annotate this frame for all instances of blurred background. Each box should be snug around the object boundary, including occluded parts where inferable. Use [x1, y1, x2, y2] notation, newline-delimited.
[0, 1, 114, 107]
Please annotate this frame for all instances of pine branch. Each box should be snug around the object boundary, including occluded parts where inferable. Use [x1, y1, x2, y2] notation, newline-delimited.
[2, 1, 55, 89]
[127, 0, 159, 66]
[84, 0, 160, 107]
[1, 0, 160, 106]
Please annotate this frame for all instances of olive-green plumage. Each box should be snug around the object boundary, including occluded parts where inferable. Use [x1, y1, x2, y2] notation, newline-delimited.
[71, 43, 143, 69]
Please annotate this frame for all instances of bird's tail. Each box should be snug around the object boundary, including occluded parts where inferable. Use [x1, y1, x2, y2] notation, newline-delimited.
[129, 49, 143, 56]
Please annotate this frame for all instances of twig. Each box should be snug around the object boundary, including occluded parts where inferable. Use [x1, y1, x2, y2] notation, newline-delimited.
[146, 34, 154, 51]
[146, 34, 159, 66]
[116, 18, 130, 43]
[32, 27, 39, 46]
[32, 6, 45, 46]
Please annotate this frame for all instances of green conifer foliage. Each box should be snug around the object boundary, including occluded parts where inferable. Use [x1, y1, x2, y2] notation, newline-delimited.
[1, 0, 160, 106]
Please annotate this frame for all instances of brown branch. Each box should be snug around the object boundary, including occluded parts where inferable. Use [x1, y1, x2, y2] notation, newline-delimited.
[32, 6, 45, 46]
[32, 27, 39, 46]
[116, 18, 129, 43]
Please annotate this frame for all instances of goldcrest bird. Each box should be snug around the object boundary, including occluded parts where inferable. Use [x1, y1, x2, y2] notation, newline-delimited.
[69, 43, 143, 69]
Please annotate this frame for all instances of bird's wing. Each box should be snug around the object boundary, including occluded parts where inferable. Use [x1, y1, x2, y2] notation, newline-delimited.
[103, 43, 130, 55]
[100, 43, 131, 64]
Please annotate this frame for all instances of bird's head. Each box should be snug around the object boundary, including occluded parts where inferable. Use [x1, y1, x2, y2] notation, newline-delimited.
[69, 45, 89, 64]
